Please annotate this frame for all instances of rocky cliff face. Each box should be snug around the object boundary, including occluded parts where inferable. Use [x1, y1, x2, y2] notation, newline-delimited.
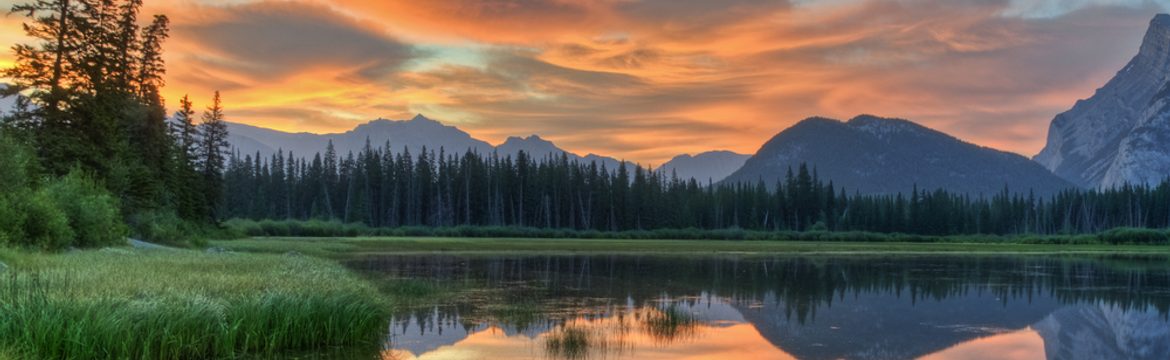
[1035, 14, 1170, 188]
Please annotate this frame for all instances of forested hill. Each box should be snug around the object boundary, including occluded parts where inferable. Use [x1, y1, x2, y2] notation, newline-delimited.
[721, 115, 1075, 196]
[221, 142, 1170, 236]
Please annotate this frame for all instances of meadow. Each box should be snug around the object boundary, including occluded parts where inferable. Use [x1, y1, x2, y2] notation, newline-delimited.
[0, 248, 388, 359]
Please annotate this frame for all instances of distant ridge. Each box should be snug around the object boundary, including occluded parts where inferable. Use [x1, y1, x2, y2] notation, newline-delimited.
[226, 115, 745, 182]
[227, 114, 492, 159]
[659, 151, 750, 183]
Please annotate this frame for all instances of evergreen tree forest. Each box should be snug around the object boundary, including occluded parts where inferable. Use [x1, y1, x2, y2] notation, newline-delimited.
[222, 143, 1170, 237]
[0, 0, 230, 248]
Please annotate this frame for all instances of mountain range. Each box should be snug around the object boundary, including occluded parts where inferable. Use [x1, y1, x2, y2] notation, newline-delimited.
[0, 13, 1166, 194]
[229, 111, 1074, 196]
[721, 115, 1074, 195]
[1036, 14, 1170, 188]
[227, 114, 749, 183]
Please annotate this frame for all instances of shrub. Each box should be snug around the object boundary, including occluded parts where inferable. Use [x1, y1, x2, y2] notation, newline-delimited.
[0, 131, 35, 190]
[41, 171, 126, 248]
[1099, 227, 1170, 245]
[127, 210, 197, 246]
[0, 192, 28, 246]
[19, 191, 74, 250]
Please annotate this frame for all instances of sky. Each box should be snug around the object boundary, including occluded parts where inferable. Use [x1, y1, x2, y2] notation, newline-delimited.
[1, 0, 1169, 164]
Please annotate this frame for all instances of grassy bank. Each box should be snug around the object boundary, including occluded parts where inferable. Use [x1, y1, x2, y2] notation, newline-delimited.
[223, 219, 1170, 245]
[0, 248, 388, 359]
[211, 236, 1170, 257]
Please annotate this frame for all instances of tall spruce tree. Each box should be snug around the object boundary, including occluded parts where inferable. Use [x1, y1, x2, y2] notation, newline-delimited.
[197, 91, 229, 221]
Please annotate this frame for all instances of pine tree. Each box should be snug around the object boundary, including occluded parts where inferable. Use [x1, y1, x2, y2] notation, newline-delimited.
[197, 91, 230, 221]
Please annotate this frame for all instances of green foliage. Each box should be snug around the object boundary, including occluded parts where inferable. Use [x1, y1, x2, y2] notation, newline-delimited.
[42, 171, 126, 248]
[0, 134, 125, 250]
[127, 210, 198, 246]
[221, 219, 1170, 246]
[6, 0, 222, 230]
[0, 132, 35, 190]
[0, 249, 389, 359]
[224, 218, 369, 237]
[18, 190, 74, 250]
[0, 191, 27, 247]
[0, 134, 34, 246]
[126, 211, 244, 248]
[1099, 228, 1170, 245]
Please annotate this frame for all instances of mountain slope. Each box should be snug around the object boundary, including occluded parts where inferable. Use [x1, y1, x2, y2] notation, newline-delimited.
[227, 114, 492, 158]
[1100, 84, 1170, 187]
[494, 135, 625, 170]
[1035, 14, 1170, 188]
[722, 115, 1074, 195]
[227, 115, 634, 170]
[227, 115, 742, 182]
[659, 151, 749, 183]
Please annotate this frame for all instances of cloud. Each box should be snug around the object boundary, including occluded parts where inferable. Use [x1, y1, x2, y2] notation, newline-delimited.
[1002, 0, 1170, 18]
[171, 1, 415, 82]
[3, 0, 1167, 164]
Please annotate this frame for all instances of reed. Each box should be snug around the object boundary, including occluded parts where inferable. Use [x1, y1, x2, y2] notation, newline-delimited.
[0, 249, 388, 359]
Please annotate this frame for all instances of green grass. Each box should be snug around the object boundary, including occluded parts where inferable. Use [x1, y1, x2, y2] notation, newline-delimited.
[222, 219, 1170, 245]
[0, 248, 389, 360]
[211, 236, 1170, 257]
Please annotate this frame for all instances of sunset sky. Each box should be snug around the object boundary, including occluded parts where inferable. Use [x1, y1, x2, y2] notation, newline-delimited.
[2, 0, 1168, 164]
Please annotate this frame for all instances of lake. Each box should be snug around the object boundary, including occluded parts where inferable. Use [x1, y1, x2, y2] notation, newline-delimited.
[347, 254, 1170, 359]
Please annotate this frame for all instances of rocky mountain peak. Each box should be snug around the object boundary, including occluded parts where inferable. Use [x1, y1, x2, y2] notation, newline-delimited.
[1035, 14, 1170, 188]
[1139, 14, 1170, 61]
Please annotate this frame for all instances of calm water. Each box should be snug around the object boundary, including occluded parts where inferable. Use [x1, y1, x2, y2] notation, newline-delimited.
[348, 255, 1170, 360]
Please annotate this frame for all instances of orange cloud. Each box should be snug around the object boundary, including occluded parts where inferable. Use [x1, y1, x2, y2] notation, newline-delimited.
[0, 0, 1165, 164]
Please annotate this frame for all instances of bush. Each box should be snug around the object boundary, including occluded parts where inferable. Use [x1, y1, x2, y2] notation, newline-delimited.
[0, 131, 36, 191]
[127, 210, 198, 246]
[41, 171, 126, 248]
[1099, 228, 1170, 245]
[18, 191, 74, 250]
[0, 192, 28, 246]
[0, 133, 34, 247]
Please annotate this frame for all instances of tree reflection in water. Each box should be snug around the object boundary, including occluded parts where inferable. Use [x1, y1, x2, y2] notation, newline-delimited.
[355, 254, 1170, 360]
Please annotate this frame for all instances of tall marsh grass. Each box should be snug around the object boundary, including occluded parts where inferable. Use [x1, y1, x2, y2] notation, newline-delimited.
[0, 249, 388, 359]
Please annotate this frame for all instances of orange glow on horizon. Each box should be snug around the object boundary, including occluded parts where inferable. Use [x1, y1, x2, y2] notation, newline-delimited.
[0, 0, 1164, 163]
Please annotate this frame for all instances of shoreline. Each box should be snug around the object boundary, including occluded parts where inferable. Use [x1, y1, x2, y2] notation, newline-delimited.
[211, 236, 1170, 258]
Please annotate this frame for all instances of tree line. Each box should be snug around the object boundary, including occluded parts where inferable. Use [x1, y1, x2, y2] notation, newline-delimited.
[0, 0, 231, 247]
[221, 142, 1170, 236]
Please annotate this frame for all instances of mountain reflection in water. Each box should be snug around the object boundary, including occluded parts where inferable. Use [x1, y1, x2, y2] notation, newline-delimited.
[347, 255, 1170, 360]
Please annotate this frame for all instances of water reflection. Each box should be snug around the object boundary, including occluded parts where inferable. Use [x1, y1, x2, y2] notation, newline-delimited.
[350, 255, 1170, 359]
